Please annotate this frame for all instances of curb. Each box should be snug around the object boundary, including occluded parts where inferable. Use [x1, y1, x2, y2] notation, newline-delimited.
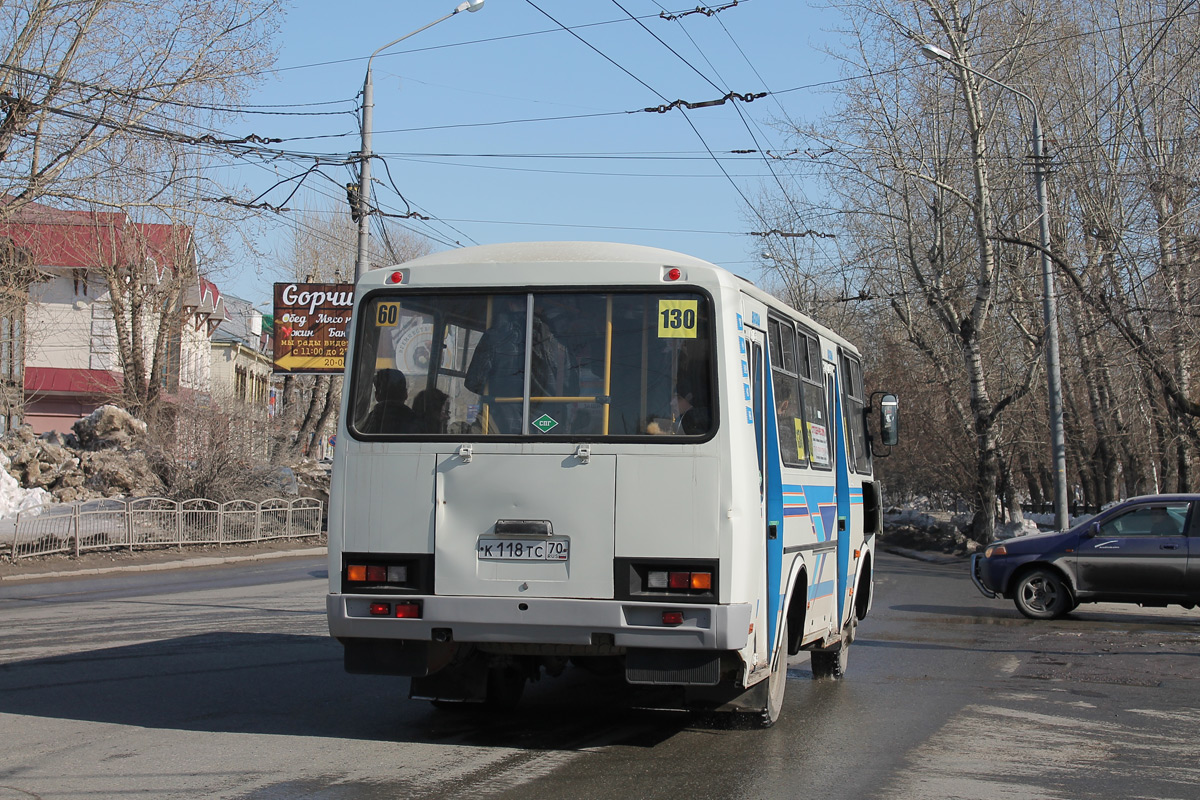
[0, 546, 328, 582]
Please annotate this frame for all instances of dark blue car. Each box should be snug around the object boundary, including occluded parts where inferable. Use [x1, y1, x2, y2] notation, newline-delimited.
[971, 494, 1200, 619]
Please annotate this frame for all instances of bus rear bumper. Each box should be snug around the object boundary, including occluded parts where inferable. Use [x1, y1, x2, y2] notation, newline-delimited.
[328, 594, 752, 651]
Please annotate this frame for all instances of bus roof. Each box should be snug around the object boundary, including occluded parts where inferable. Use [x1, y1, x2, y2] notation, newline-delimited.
[379, 241, 717, 271]
[365, 241, 859, 355]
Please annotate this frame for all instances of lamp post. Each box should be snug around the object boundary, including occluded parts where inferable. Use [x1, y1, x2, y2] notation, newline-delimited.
[354, 0, 484, 281]
[919, 43, 1069, 531]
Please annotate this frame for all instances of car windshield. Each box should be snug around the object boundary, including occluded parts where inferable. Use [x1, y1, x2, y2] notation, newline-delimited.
[348, 291, 715, 439]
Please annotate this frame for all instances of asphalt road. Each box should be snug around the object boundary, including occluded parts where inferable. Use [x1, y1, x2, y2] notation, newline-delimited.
[1, 552, 1199, 800]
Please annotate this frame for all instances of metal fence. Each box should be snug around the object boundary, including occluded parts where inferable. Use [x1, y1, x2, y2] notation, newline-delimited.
[1, 497, 324, 560]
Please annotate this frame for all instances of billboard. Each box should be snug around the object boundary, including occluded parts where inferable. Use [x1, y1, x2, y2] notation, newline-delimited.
[272, 282, 355, 374]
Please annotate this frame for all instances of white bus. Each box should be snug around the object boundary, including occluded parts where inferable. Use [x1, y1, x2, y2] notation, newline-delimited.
[326, 242, 898, 726]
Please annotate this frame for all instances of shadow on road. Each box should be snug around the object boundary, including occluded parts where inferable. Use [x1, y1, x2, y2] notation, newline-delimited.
[0, 632, 695, 749]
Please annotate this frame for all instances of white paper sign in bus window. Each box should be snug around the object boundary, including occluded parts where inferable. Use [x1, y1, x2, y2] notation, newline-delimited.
[810, 423, 830, 464]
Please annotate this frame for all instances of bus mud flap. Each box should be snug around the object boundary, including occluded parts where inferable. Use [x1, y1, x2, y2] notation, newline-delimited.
[409, 649, 489, 703]
[625, 649, 722, 686]
[343, 638, 456, 677]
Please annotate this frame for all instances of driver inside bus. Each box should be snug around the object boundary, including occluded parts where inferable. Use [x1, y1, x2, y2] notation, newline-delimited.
[362, 369, 418, 433]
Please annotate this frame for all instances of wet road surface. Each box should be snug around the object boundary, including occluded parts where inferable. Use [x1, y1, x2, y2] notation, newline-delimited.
[1, 552, 1198, 799]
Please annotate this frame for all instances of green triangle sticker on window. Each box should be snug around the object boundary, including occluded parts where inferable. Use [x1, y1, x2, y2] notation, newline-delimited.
[532, 413, 559, 433]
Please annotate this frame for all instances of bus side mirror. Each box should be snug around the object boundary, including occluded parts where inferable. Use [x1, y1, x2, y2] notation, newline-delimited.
[878, 393, 899, 447]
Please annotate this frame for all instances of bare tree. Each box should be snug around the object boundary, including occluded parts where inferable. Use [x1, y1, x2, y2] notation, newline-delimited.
[761, 0, 1049, 539]
[272, 209, 434, 461]
[0, 0, 283, 220]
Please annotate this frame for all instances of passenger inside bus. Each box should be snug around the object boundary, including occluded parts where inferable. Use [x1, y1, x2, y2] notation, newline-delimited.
[362, 369, 418, 434]
[672, 378, 711, 435]
[411, 388, 451, 434]
[465, 297, 578, 433]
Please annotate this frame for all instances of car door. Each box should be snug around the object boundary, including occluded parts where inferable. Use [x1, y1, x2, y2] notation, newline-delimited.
[1075, 501, 1192, 599]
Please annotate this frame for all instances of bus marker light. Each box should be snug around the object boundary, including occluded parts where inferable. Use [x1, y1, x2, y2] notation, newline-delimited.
[647, 571, 669, 589]
[668, 572, 690, 589]
[665, 268, 682, 281]
[395, 603, 421, 619]
[369, 602, 391, 616]
[347, 565, 367, 582]
[366, 565, 387, 582]
[690, 572, 712, 590]
[662, 611, 684, 625]
[388, 271, 404, 284]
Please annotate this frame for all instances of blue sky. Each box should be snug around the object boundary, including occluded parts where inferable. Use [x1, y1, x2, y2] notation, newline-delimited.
[225, 0, 846, 304]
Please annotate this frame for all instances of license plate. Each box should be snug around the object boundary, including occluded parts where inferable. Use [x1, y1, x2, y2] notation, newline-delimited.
[476, 537, 570, 561]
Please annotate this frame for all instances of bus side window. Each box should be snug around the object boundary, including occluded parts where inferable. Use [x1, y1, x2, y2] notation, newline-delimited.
[768, 317, 806, 467]
[800, 330, 831, 469]
[839, 353, 871, 473]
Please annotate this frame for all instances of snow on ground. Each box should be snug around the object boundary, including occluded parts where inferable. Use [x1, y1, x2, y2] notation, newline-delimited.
[0, 452, 51, 520]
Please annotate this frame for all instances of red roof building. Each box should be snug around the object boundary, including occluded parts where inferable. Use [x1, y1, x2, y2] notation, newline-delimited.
[0, 199, 225, 434]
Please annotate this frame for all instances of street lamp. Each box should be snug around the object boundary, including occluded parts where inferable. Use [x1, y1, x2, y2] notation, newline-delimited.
[354, 0, 484, 281]
[919, 43, 1069, 531]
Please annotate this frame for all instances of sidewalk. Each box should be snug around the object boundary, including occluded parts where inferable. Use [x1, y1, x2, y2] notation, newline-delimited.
[0, 538, 327, 582]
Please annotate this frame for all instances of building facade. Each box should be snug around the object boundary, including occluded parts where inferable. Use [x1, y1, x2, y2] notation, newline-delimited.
[0, 200, 225, 434]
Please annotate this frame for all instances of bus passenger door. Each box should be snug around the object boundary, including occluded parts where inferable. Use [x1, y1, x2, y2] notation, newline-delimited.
[827, 367, 852, 629]
[750, 329, 785, 670]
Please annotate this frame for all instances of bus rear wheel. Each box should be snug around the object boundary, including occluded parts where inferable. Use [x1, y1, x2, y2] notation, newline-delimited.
[756, 619, 788, 728]
[810, 624, 851, 680]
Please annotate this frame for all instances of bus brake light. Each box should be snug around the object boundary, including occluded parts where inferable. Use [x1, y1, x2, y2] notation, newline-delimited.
[395, 603, 422, 619]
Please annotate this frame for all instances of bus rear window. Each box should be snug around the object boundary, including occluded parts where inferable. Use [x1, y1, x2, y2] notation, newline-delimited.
[349, 291, 715, 439]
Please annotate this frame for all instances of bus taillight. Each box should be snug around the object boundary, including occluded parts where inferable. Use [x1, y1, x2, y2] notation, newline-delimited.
[394, 603, 421, 619]
[647, 569, 714, 593]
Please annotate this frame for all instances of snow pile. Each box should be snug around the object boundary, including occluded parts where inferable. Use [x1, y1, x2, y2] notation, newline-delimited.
[993, 518, 1042, 540]
[0, 413, 162, 504]
[0, 451, 51, 520]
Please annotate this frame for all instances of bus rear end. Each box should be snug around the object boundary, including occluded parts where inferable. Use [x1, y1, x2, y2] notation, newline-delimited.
[327, 244, 756, 709]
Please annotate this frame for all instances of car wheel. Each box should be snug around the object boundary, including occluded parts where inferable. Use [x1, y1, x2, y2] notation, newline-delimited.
[1013, 568, 1071, 620]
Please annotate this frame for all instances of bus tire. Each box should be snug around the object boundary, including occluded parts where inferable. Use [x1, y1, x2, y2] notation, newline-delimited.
[810, 625, 850, 680]
[757, 619, 788, 728]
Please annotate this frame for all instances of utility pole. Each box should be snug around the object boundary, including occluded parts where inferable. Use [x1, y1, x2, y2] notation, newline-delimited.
[354, 0, 485, 282]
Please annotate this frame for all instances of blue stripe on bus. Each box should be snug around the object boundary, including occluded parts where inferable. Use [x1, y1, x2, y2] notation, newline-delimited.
[807, 580, 836, 601]
[833, 369, 852, 627]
